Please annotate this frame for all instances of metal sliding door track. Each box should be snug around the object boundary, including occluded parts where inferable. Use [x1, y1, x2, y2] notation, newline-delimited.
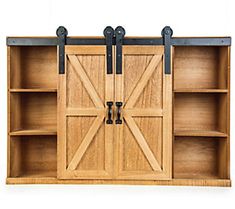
[7, 24, 231, 47]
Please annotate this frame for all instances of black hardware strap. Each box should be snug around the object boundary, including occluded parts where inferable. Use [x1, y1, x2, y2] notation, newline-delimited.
[161, 26, 173, 74]
[56, 26, 68, 74]
[115, 26, 125, 74]
[103, 26, 114, 74]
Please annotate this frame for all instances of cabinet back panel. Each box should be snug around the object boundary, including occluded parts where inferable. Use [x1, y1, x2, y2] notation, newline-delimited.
[174, 137, 227, 179]
[10, 93, 22, 131]
[10, 46, 57, 89]
[174, 46, 228, 89]
[174, 94, 218, 131]
[10, 137, 22, 177]
[10, 136, 57, 177]
[218, 47, 229, 89]
[10, 93, 57, 131]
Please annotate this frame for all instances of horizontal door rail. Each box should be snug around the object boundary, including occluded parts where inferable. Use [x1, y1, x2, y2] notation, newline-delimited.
[7, 37, 231, 46]
[171, 37, 231, 46]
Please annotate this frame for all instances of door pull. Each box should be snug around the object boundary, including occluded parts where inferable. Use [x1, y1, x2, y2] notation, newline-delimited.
[115, 102, 123, 124]
[106, 101, 113, 124]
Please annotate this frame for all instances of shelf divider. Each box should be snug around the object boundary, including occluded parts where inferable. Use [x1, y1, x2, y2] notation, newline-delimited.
[10, 129, 57, 136]
[10, 88, 57, 93]
[174, 130, 227, 137]
[174, 89, 228, 93]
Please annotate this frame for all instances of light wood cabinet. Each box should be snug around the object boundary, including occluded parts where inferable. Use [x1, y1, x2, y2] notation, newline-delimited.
[7, 26, 231, 186]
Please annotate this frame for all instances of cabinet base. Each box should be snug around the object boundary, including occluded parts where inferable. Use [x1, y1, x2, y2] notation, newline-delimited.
[6, 178, 231, 187]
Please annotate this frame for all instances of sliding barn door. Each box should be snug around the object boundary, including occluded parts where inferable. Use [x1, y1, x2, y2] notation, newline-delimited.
[115, 46, 172, 180]
[58, 46, 114, 179]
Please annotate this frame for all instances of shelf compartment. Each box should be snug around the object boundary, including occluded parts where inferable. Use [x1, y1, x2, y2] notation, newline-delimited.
[10, 92, 57, 132]
[9, 136, 57, 178]
[10, 88, 57, 93]
[174, 137, 228, 179]
[174, 89, 228, 93]
[174, 93, 227, 135]
[174, 130, 227, 137]
[9, 46, 57, 89]
[173, 46, 229, 90]
[10, 129, 57, 136]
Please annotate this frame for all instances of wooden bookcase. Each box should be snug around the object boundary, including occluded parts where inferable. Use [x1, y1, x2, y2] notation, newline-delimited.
[8, 46, 57, 179]
[173, 46, 230, 181]
[6, 27, 231, 186]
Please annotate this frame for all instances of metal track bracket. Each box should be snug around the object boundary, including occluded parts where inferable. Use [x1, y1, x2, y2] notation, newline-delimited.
[115, 26, 125, 74]
[161, 26, 173, 74]
[56, 26, 68, 74]
[103, 26, 114, 74]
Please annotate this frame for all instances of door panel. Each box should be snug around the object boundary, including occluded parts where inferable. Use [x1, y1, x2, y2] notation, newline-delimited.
[58, 46, 114, 179]
[58, 45, 172, 180]
[115, 46, 172, 180]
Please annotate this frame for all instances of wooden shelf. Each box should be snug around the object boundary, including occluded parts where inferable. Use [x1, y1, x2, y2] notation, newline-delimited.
[10, 129, 57, 136]
[174, 89, 228, 93]
[174, 130, 227, 137]
[10, 88, 57, 93]
[17, 171, 57, 178]
[174, 173, 221, 179]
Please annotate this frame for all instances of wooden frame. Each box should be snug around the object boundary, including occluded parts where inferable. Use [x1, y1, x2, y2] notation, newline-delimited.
[6, 38, 231, 187]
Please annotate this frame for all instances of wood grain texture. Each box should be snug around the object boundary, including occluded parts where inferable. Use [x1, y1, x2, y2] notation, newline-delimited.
[174, 89, 228, 93]
[174, 137, 227, 179]
[10, 129, 57, 136]
[58, 46, 113, 179]
[6, 178, 231, 187]
[7, 47, 11, 177]
[7, 43, 230, 186]
[174, 130, 227, 137]
[10, 46, 57, 89]
[67, 55, 104, 108]
[10, 136, 57, 178]
[67, 115, 104, 170]
[10, 88, 57, 93]
[10, 93, 57, 132]
[116, 46, 171, 180]
[124, 115, 161, 171]
[173, 46, 230, 181]
[174, 46, 226, 90]
[125, 55, 162, 108]
[174, 93, 224, 132]
[104, 47, 115, 177]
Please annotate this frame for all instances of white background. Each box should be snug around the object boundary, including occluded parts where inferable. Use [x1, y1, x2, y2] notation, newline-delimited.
[0, 0, 234, 208]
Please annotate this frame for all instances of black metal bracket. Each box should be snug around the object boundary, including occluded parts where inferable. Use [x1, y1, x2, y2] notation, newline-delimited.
[115, 102, 123, 124]
[115, 26, 125, 74]
[7, 36, 231, 46]
[103, 26, 114, 74]
[161, 26, 173, 74]
[56, 26, 68, 74]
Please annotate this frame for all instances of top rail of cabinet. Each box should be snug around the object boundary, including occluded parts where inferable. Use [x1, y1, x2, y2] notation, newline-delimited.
[6, 36, 231, 46]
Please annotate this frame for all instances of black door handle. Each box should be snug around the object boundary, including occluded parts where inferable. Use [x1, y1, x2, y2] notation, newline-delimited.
[106, 101, 113, 124]
[115, 102, 123, 124]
